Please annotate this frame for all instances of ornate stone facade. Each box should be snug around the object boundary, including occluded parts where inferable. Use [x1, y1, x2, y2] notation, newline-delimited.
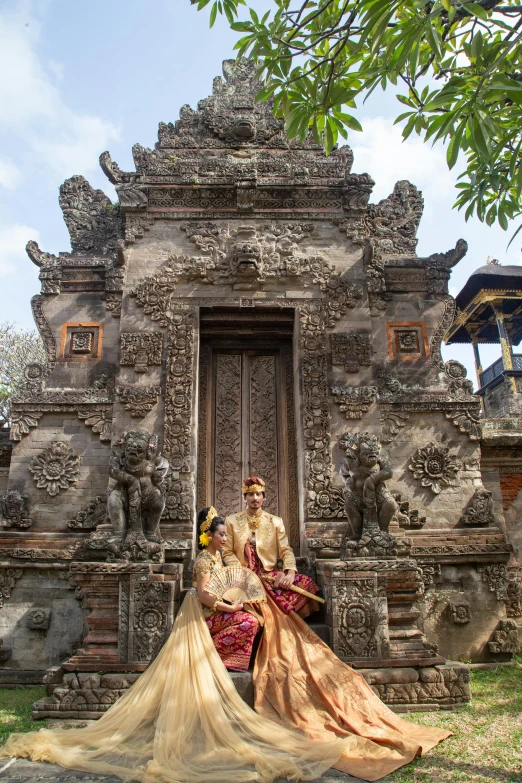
[1, 58, 520, 707]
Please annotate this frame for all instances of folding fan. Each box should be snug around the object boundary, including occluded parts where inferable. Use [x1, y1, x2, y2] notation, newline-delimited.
[205, 566, 266, 604]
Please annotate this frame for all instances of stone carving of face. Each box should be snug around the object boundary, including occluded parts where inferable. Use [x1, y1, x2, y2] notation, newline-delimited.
[123, 433, 150, 469]
[233, 115, 256, 140]
[359, 442, 379, 468]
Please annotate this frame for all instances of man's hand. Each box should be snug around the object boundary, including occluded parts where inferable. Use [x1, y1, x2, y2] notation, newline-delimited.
[274, 569, 296, 589]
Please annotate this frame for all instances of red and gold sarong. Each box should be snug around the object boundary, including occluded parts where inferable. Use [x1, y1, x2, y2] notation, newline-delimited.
[244, 540, 320, 617]
[206, 609, 259, 671]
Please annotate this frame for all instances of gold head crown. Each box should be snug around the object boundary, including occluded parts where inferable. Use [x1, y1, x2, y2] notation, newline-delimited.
[242, 483, 266, 494]
[199, 506, 217, 548]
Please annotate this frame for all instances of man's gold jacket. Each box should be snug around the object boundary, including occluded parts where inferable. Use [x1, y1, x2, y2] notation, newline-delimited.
[223, 510, 297, 572]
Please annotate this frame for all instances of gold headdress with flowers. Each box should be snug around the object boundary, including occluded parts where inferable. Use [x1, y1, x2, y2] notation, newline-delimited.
[199, 506, 217, 548]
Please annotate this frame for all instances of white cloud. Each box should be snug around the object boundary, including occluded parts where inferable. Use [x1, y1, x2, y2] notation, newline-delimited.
[351, 116, 453, 204]
[0, 4, 119, 179]
[0, 224, 39, 276]
[0, 158, 21, 189]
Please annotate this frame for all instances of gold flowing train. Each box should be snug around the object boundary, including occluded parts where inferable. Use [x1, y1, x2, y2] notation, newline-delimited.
[0, 589, 450, 783]
[0, 590, 346, 783]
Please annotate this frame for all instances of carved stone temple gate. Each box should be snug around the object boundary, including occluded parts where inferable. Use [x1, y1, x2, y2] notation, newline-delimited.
[1, 59, 520, 717]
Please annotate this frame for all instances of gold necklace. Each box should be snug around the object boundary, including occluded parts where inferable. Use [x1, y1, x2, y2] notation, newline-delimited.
[247, 511, 262, 531]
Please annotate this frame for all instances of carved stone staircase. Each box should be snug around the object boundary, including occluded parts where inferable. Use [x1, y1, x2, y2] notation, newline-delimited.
[33, 557, 470, 719]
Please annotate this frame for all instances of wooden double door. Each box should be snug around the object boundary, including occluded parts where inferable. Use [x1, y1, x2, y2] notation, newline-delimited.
[197, 310, 299, 548]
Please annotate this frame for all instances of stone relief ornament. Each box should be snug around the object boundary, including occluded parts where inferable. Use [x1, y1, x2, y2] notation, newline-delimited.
[120, 332, 163, 373]
[26, 608, 51, 630]
[29, 442, 80, 497]
[106, 430, 169, 561]
[0, 568, 22, 608]
[119, 580, 174, 663]
[460, 488, 495, 527]
[331, 385, 377, 419]
[332, 576, 390, 660]
[488, 619, 520, 654]
[379, 409, 409, 443]
[365, 180, 424, 255]
[330, 331, 372, 372]
[449, 601, 471, 624]
[417, 563, 441, 591]
[76, 405, 113, 442]
[59, 175, 122, 256]
[477, 563, 509, 601]
[31, 295, 56, 373]
[68, 496, 107, 530]
[116, 385, 161, 417]
[131, 222, 352, 303]
[339, 432, 409, 558]
[0, 490, 33, 529]
[392, 492, 426, 529]
[162, 476, 191, 521]
[408, 443, 460, 494]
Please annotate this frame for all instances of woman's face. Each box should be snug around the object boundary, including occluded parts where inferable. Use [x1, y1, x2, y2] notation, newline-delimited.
[211, 523, 227, 550]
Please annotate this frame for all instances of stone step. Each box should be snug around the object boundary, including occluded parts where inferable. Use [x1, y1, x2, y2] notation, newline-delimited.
[388, 609, 421, 624]
[33, 662, 470, 721]
[389, 629, 424, 639]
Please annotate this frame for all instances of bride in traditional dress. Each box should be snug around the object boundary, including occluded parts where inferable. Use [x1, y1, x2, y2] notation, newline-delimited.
[0, 504, 449, 783]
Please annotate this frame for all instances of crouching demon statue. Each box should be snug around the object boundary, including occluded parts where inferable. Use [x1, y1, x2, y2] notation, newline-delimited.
[340, 432, 409, 558]
[106, 430, 169, 560]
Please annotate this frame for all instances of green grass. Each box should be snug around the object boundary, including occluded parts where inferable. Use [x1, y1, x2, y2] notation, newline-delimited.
[390, 665, 522, 783]
[0, 670, 521, 783]
[0, 687, 47, 745]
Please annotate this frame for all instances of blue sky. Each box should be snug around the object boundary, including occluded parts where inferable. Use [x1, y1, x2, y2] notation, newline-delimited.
[1, 0, 519, 384]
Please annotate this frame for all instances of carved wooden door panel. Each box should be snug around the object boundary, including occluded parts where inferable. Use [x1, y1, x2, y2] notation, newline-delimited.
[198, 339, 299, 548]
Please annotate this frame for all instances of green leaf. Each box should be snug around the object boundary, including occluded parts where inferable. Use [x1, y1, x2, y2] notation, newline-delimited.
[498, 209, 509, 231]
[471, 30, 483, 60]
[334, 112, 363, 132]
[463, 3, 489, 20]
[447, 121, 465, 169]
[516, 164, 522, 200]
[209, 1, 218, 27]
[325, 120, 335, 156]
[402, 114, 417, 141]
[507, 221, 522, 249]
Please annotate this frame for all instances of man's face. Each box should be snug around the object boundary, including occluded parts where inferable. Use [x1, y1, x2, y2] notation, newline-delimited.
[245, 491, 264, 511]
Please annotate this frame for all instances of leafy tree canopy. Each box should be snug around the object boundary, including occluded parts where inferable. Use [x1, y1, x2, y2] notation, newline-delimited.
[0, 323, 45, 429]
[193, 0, 522, 241]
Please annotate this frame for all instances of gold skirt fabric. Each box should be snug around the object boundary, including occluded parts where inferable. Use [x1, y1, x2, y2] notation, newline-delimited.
[254, 593, 450, 782]
[0, 591, 345, 783]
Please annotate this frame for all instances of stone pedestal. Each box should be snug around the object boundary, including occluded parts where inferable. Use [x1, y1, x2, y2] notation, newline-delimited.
[33, 562, 182, 719]
[316, 559, 470, 709]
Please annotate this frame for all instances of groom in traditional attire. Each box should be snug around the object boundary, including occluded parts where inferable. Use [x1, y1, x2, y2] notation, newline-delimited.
[223, 474, 320, 618]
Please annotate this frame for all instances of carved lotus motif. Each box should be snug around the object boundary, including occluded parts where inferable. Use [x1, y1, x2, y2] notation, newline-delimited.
[408, 442, 460, 494]
[29, 442, 80, 496]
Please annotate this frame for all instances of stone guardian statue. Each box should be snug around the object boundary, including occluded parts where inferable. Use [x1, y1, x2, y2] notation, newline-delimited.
[107, 430, 169, 560]
[339, 432, 406, 558]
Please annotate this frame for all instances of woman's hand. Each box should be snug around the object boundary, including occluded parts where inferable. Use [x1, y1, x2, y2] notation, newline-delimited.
[226, 601, 244, 613]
